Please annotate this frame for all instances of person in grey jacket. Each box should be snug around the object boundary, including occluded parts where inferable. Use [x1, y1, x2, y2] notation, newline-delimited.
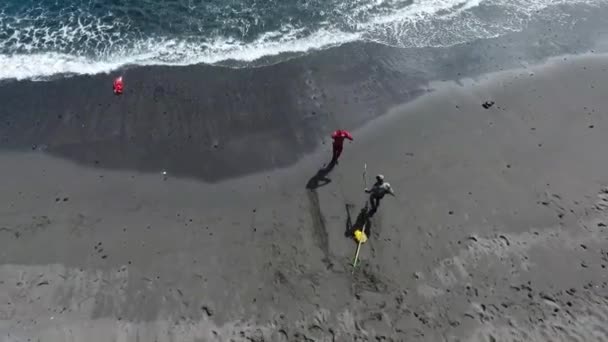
[365, 174, 395, 214]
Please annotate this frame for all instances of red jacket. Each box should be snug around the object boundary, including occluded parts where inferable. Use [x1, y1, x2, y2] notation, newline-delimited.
[113, 77, 124, 95]
[331, 130, 353, 146]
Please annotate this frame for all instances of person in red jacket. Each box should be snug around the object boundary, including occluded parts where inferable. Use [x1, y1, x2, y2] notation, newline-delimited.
[113, 76, 124, 95]
[331, 129, 353, 164]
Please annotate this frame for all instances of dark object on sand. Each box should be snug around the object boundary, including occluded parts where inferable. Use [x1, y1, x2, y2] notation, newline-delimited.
[482, 101, 495, 109]
[201, 305, 213, 317]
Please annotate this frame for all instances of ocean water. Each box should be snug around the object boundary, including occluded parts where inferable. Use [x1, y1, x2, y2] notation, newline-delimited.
[0, 0, 602, 80]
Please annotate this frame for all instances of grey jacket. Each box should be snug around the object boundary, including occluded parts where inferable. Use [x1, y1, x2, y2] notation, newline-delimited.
[366, 182, 395, 198]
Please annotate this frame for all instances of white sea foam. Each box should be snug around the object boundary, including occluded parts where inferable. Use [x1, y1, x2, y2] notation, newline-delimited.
[0, 0, 601, 80]
[0, 27, 361, 80]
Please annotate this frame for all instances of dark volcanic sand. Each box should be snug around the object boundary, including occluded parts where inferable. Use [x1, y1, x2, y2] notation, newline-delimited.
[1, 4, 608, 182]
[3, 7, 608, 340]
[2, 53, 608, 341]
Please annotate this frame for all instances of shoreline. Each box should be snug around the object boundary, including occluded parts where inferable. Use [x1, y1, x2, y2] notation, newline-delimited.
[2, 2, 608, 183]
[1, 0, 607, 83]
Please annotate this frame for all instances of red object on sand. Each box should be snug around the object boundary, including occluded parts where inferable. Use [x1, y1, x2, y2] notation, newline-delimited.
[331, 129, 353, 162]
[113, 76, 124, 95]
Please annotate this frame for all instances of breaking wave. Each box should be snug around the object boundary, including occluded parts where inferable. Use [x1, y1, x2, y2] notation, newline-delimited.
[0, 0, 601, 80]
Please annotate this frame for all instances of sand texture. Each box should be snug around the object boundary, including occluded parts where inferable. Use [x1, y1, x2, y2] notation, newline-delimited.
[1, 52, 608, 341]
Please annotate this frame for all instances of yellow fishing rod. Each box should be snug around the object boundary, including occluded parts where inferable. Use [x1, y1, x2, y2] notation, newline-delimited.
[352, 229, 367, 270]
[352, 163, 369, 273]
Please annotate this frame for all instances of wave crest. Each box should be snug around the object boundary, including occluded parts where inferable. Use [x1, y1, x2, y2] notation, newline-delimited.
[0, 0, 601, 80]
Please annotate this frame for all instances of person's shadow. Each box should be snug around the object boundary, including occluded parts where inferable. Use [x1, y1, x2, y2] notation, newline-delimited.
[305, 160, 337, 190]
[345, 203, 371, 239]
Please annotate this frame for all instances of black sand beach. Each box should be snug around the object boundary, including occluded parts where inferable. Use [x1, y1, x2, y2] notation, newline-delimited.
[1, 6, 607, 182]
[3, 6, 608, 341]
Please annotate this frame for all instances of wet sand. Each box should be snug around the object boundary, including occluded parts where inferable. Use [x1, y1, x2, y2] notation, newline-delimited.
[2, 52, 608, 341]
[2, 4, 608, 183]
